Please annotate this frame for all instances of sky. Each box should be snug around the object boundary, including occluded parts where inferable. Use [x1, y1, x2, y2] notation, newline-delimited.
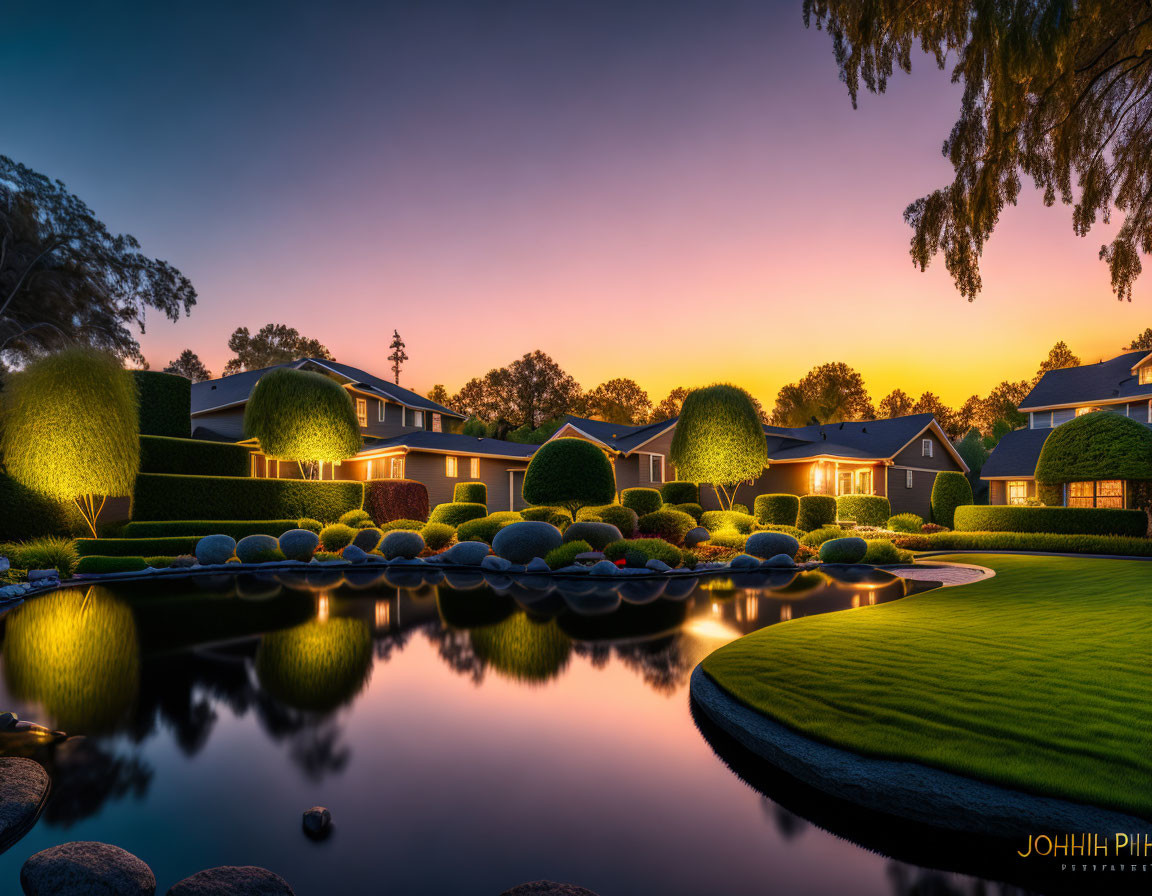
[4, 0, 1149, 409]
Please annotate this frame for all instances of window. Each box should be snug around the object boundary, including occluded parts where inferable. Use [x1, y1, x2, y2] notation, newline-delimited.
[856, 469, 872, 495]
[837, 471, 852, 495]
[432, 413, 442, 433]
[1095, 480, 1124, 509]
[367, 460, 374, 480]
[649, 455, 664, 483]
[378, 401, 385, 422]
[356, 398, 367, 427]
[404, 408, 424, 428]
[1007, 480, 1029, 505]
[1140, 365, 1152, 385]
[390, 457, 405, 479]
[905, 470, 913, 489]
[445, 456, 458, 477]
[470, 457, 479, 478]
[921, 438, 933, 458]
[1067, 481, 1094, 507]
[1075, 406, 1092, 417]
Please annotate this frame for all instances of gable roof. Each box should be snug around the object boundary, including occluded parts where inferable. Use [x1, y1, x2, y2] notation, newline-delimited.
[357, 430, 537, 460]
[191, 358, 463, 418]
[550, 415, 678, 454]
[1019, 349, 1152, 411]
[980, 427, 1052, 479]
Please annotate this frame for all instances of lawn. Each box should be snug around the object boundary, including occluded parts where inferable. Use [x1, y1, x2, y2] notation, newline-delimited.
[701, 554, 1152, 818]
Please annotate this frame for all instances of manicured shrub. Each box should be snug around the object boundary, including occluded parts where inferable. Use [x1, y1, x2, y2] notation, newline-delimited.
[314, 551, 344, 562]
[319, 524, 357, 552]
[352, 527, 384, 552]
[522, 438, 616, 515]
[75, 555, 148, 575]
[456, 515, 515, 544]
[671, 384, 767, 510]
[670, 502, 703, 521]
[953, 505, 1147, 537]
[576, 505, 639, 537]
[638, 509, 697, 544]
[745, 531, 800, 560]
[755, 523, 805, 539]
[364, 479, 430, 524]
[603, 538, 682, 567]
[521, 506, 571, 523]
[195, 534, 236, 565]
[278, 528, 320, 561]
[339, 508, 372, 527]
[453, 482, 487, 504]
[236, 535, 285, 564]
[892, 534, 932, 551]
[796, 495, 837, 531]
[835, 495, 891, 527]
[420, 522, 456, 551]
[545, 540, 593, 570]
[918, 531, 1152, 556]
[138, 435, 248, 477]
[706, 531, 748, 551]
[700, 510, 756, 534]
[76, 536, 199, 558]
[754, 494, 800, 527]
[132, 370, 191, 438]
[800, 526, 844, 548]
[132, 474, 364, 522]
[0, 473, 82, 541]
[379, 518, 425, 533]
[429, 502, 487, 526]
[921, 523, 948, 534]
[862, 540, 905, 564]
[561, 521, 622, 551]
[381, 530, 425, 559]
[931, 471, 974, 528]
[819, 536, 868, 563]
[491, 521, 564, 564]
[621, 488, 663, 516]
[123, 520, 301, 539]
[0, 537, 78, 577]
[732, 503, 750, 514]
[545, 512, 571, 531]
[887, 513, 924, 533]
[1034, 411, 1152, 485]
[355, 519, 376, 529]
[660, 481, 698, 505]
[143, 556, 177, 568]
[297, 518, 322, 533]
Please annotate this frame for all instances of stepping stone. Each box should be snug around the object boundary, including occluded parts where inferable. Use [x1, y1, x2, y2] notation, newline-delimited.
[21, 841, 155, 895]
[166, 866, 294, 895]
[0, 757, 49, 854]
[500, 883, 600, 896]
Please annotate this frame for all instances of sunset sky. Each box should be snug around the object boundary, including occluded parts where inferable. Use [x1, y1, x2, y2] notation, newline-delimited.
[5, 0, 1149, 408]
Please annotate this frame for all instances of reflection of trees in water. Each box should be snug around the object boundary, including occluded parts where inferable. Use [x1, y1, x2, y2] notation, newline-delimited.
[762, 796, 808, 841]
[424, 626, 485, 684]
[255, 618, 373, 713]
[886, 864, 1031, 896]
[469, 615, 571, 684]
[41, 736, 152, 828]
[609, 635, 695, 696]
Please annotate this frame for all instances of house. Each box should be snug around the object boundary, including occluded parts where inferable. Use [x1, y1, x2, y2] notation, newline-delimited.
[548, 415, 678, 491]
[984, 349, 1152, 506]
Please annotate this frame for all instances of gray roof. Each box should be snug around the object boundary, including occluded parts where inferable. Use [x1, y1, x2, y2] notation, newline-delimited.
[191, 358, 463, 418]
[1019, 350, 1152, 410]
[361, 431, 537, 459]
[761, 414, 942, 462]
[980, 427, 1052, 479]
[559, 415, 677, 454]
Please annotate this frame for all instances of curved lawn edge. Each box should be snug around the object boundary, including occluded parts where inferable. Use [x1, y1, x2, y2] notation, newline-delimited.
[690, 665, 1152, 837]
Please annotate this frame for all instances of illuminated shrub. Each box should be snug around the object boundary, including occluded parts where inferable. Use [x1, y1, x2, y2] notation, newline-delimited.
[457, 515, 516, 544]
[351, 527, 384, 552]
[670, 384, 767, 510]
[339, 509, 372, 527]
[660, 481, 698, 505]
[754, 494, 800, 527]
[278, 528, 320, 561]
[469, 614, 571, 684]
[297, 518, 323, 533]
[755, 523, 805, 539]
[319, 524, 356, 552]
[818, 536, 868, 564]
[381, 530, 425, 559]
[0, 536, 79, 577]
[235, 534, 281, 563]
[603, 538, 682, 567]
[453, 482, 487, 504]
[429, 502, 487, 526]
[862, 540, 905, 564]
[364, 479, 429, 524]
[522, 438, 616, 515]
[796, 495, 837, 531]
[700, 510, 755, 534]
[420, 522, 456, 550]
[545, 540, 593, 569]
[255, 618, 372, 713]
[491, 521, 564, 563]
[669, 502, 703, 521]
[745, 531, 800, 559]
[378, 518, 425, 533]
[1035, 410, 1152, 486]
[835, 495, 891, 527]
[576, 505, 638, 537]
[637, 509, 696, 544]
[887, 513, 924, 533]
[930, 471, 974, 528]
[561, 521, 622, 551]
[800, 526, 844, 548]
[521, 506, 570, 523]
[621, 488, 663, 516]
[706, 531, 747, 551]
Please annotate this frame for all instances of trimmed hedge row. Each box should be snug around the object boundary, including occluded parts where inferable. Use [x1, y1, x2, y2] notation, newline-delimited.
[365, 479, 430, 524]
[917, 531, 1152, 557]
[139, 435, 249, 477]
[133, 370, 191, 438]
[123, 520, 307, 538]
[76, 536, 201, 557]
[133, 474, 364, 522]
[453, 482, 487, 504]
[953, 505, 1147, 537]
[797, 495, 836, 531]
[754, 494, 799, 527]
[835, 494, 891, 527]
[75, 555, 150, 574]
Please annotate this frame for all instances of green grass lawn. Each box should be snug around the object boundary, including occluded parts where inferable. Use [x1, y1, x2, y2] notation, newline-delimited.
[701, 554, 1152, 818]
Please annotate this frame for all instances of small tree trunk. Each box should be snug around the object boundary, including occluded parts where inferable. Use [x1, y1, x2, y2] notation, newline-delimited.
[74, 494, 105, 539]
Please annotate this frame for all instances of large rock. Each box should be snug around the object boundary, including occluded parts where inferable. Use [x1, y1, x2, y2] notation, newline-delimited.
[0, 758, 49, 853]
[683, 526, 710, 548]
[560, 521, 621, 551]
[235, 534, 279, 564]
[443, 541, 490, 566]
[277, 529, 319, 562]
[166, 866, 293, 895]
[194, 535, 236, 566]
[500, 883, 600, 896]
[380, 530, 425, 560]
[491, 521, 563, 564]
[21, 841, 155, 896]
[745, 531, 800, 560]
[819, 536, 868, 564]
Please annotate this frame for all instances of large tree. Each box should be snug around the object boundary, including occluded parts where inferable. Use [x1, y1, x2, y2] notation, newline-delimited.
[877, 388, 914, 418]
[163, 349, 212, 382]
[580, 378, 651, 425]
[671, 384, 768, 510]
[223, 323, 332, 375]
[911, 391, 957, 437]
[806, 1, 1152, 301]
[426, 384, 451, 407]
[0, 156, 196, 369]
[1127, 328, 1152, 351]
[450, 351, 579, 433]
[770, 362, 874, 427]
[649, 386, 690, 423]
[1035, 340, 1081, 383]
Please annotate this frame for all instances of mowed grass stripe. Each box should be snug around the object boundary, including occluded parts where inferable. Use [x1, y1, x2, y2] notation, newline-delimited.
[701, 555, 1152, 817]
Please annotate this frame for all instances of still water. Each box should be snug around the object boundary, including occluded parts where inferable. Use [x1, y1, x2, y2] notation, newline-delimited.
[0, 567, 1037, 895]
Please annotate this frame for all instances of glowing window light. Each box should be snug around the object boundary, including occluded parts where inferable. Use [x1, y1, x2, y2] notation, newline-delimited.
[375, 600, 390, 628]
[779, 604, 792, 621]
[317, 594, 330, 622]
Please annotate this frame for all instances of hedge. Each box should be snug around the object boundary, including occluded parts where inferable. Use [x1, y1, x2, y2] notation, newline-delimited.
[429, 502, 488, 526]
[660, 481, 698, 505]
[637, 509, 697, 544]
[453, 482, 487, 504]
[916, 531, 1152, 557]
[364, 479, 429, 524]
[132, 474, 363, 522]
[124, 520, 301, 538]
[700, 510, 755, 534]
[139, 435, 249, 477]
[75, 555, 149, 574]
[754, 494, 799, 527]
[796, 495, 836, 531]
[621, 488, 663, 516]
[953, 505, 1147, 537]
[75, 536, 201, 557]
[835, 494, 891, 527]
[0, 472, 81, 541]
[930, 471, 973, 528]
[1034, 411, 1152, 483]
[132, 370, 191, 438]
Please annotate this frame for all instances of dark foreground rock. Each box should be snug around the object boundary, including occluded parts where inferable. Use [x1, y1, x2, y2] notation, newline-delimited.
[301, 806, 331, 837]
[500, 882, 600, 896]
[21, 841, 155, 895]
[0, 757, 49, 853]
[167, 866, 294, 895]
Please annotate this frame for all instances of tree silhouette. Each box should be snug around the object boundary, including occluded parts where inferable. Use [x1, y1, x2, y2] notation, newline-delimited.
[770, 363, 874, 427]
[581, 378, 651, 424]
[223, 323, 332, 375]
[163, 349, 211, 382]
[387, 330, 407, 384]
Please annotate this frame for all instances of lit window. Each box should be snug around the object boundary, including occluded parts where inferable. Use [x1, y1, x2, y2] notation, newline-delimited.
[390, 457, 404, 479]
[921, 439, 933, 458]
[356, 398, 367, 427]
[1068, 481, 1093, 507]
[367, 460, 374, 480]
[650, 455, 664, 483]
[1075, 406, 1092, 416]
[837, 471, 852, 495]
[856, 469, 872, 494]
[1007, 480, 1028, 505]
[1096, 480, 1124, 508]
[470, 457, 479, 478]
[905, 470, 913, 489]
[446, 456, 458, 477]
[378, 401, 385, 422]
[432, 413, 442, 432]
[1140, 366, 1152, 385]
[413, 410, 424, 428]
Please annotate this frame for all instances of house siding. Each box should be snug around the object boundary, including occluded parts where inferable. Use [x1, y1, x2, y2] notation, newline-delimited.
[398, 451, 529, 511]
[885, 467, 935, 519]
[890, 430, 954, 470]
[191, 407, 246, 441]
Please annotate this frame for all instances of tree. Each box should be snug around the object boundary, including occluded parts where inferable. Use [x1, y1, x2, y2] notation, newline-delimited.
[1035, 341, 1081, 384]
[0, 346, 139, 537]
[580, 378, 651, 425]
[426, 384, 451, 407]
[911, 391, 957, 437]
[451, 351, 579, 433]
[670, 384, 768, 510]
[955, 428, 989, 493]
[1127, 328, 1152, 351]
[243, 368, 361, 479]
[522, 437, 616, 516]
[223, 323, 332, 375]
[0, 156, 196, 368]
[163, 349, 211, 382]
[770, 362, 874, 427]
[877, 388, 914, 418]
[388, 330, 407, 385]
[805, 1, 1152, 301]
[649, 387, 689, 423]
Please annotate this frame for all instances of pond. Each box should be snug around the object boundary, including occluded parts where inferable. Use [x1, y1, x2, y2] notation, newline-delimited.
[0, 567, 1038, 895]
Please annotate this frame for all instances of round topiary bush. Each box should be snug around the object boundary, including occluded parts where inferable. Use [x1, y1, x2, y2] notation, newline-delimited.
[453, 482, 487, 504]
[699, 510, 756, 534]
[637, 509, 697, 544]
[660, 481, 698, 505]
[352, 527, 384, 552]
[279, 528, 320, 561]
[796, 495, 837, 531]
[339, 508, 371, 527]
[236, 534, 280, 563]
[491, 521, 564, 564]
[195, 534, 236, 565]
[1035, 410, 1152, 484]
[819, 536, 868, 564]
[420, 522, 456, 550]
[745, 531, 800, 560]
[577, 505, 638, 537]
[754, 494, 800, 526]
[379, 518, 425, 533]
[429, 502, 488, 526]
[544, 539, 593, 569]
[621, 488, 663, 516]
[521, 438, 616, 515]
[457, 515, 516, 545]
[670, 502, 703, 521]
[887, 513, 924, 533]
[930, 471, 974, 528]
[835, 494, 891, 527]
[561, 521, 623, 551]
[296, 518, 322, 534]
[520, 505, 570, 523]
[319, 523, 357, 552]
[381, 529, 425, 559]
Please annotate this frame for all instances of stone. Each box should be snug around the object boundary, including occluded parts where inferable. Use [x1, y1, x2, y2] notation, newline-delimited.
[380, 530, 425, 560]
[195, 535, 236, 566]
[645, 558, 672, 573]
[21, 841, 155, 896]
[0, 712, 16, 728]
[560, 521, 622, 551]
[481, 555, 512, 571]
[745, 531, 800, 560]
[729, 553, 761, 569]
[341, 545, 368, 564]
[572, 552, 603, 563]
[764, 553, 796, 568]
[26, 569, 58, 583]
[683, 526, 711, 548]
[587, 560, 619, 576]
[277, 529, 320, 562]
[0, 757, 49, 853]
[443, 541, 490, 566]
[301, 806, 330, 837]
[500, 882, 600, 896]
[525, 557, 551, 573]
[491, 521, 564, 564]
[165, 866, 294, 895]
[0, 556, 9, 573]
[235, 534, 280, 564]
